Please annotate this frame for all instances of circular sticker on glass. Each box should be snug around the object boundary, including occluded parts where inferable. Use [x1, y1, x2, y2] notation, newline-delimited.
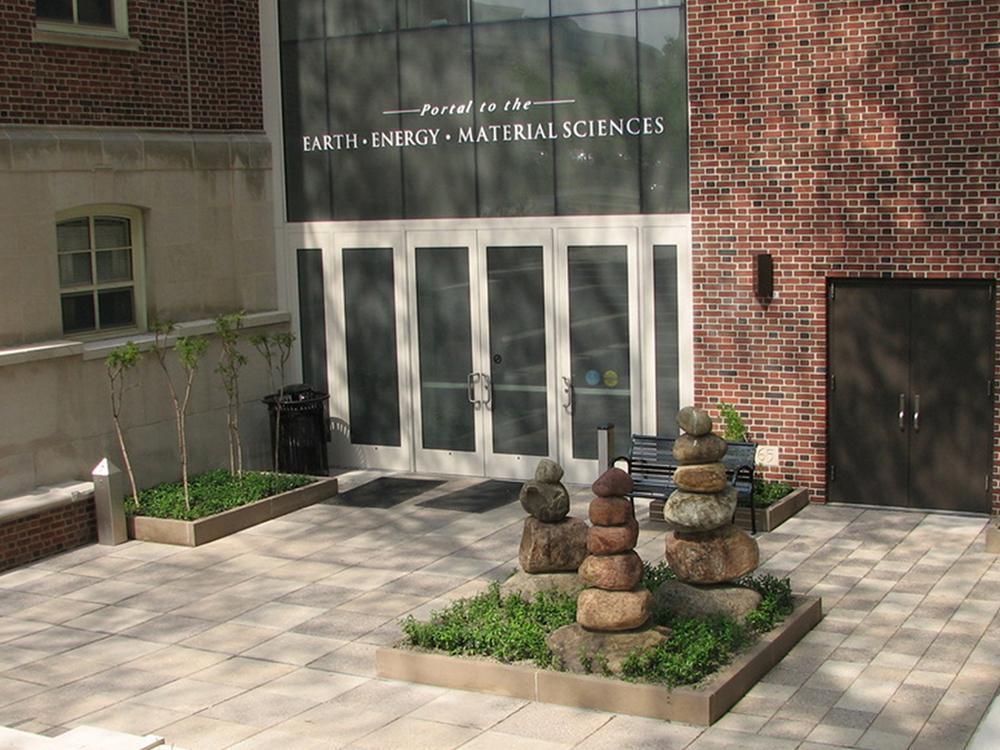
[603, 370, 619, 388]
[585, 370, 601, 386]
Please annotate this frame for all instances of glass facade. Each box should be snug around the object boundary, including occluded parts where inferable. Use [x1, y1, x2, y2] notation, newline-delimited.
[279, 1, 688, 221]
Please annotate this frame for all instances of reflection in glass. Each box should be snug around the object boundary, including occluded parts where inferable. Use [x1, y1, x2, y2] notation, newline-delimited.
[472, 0, 548, 22]
[552, 0, 634, 16]
[97, 288, 134, 328]
[326, 0, 396, 37]
[278, 0, 325, 41]
[36, 0, 73, 21]
[416, 247, 475, 451]
[487, 247, 548, 456]
[61, 292, 95, 333]
[639, 7, 688, 212]
[553, 13, 640, 215]
[399, 27, 476, 218]
[328, 34, 403, 219]
[343, 248, 402, 446]
[57, 219, 90, 252]
[568, 245, 630, 459]
[94, 217, 129, 249]
[59, 253, 92, 287]
[78, 0, 113, 26]
[474, 20, 554, 216]
[653, 245, 680, 435]
[96, 249, 132, 283]
[400, 0, 470, 28]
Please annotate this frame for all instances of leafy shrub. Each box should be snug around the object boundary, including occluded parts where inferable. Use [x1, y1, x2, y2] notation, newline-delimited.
[750, 479, 793, 507]
[641, 560, 676, 592]
[129, 469, 314, 521]
[402, 583, 576, 667]
[739, 573, 794, 633]
[718, 402, 749, 442]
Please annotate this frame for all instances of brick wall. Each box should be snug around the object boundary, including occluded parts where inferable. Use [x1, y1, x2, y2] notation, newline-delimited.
[0, 0, 262, 130]
[687, 1, 999, 506]
[0, 500, 97, 573]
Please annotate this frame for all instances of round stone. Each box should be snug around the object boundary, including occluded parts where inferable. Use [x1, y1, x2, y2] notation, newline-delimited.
[652, 580, 762, 621]
[677, 406, 714, 436]
[518, 480, 570, 522]
[534, 458, 565, 484]
[587, 517, 639, 556]
[500, 570, 586, 602]
[591, 468, 634, 497]
[663, 486, 737, 532]
[589, 496, 633, 526]
[579, 551, 644, 590]
[577, 587, 652, 631]
[673, 462, 728, 493]
[673, 433, 728, 464]
[664, 524, 760, 584]
[519, 516, 588, 573]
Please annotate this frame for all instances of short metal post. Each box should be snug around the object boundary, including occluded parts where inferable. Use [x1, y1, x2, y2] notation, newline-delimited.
[597, 423, 615, 473]
[92, 458, 127, 545]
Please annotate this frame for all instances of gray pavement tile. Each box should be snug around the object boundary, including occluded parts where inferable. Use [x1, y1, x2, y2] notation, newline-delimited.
[189, 656, 297, 689]
[292, 608, 392, 641]
[232, 602, 327, 629]
[127, 644, 229, 678]
[62, 605, 159, 634]
[6, 625, 106, 654]
[131, 677, 246, 714]
[0, 676, 46, 706]
[1, 653, 110, 687]
[409, 690, 527, 730]
[59, 634, 166, 665]
[490, 702, 612, 745]
[456, 730, 572, 750]
[278, 582, 364, 609]
[67, 699, 188, 737]
[151, 715, 259, 750]
[171, 593, 268, 623]
[262, 667, 366, 702]
[0, 617, 52, 643]
[62, 579, 152, 604]
[241, 631, 346, 665]
[200, 685, 320, 728]
[351, 716, 480, 749]
[179, 622, 281, 655]
[118, 613, 217, 644]
[307, 641, 379, 677]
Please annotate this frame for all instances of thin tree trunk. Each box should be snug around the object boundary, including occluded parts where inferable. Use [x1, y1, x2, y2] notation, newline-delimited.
[109, 381, 139, 506]
[234, 380, 243, 476]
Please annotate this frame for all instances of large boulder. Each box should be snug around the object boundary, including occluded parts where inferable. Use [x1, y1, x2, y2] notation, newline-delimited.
[547, 622, 670, 673]
[591, 468, 634, 497]
[677, 406, 713, 437]
[519, 516, 588, 573]
[673, 462, 728, 493]
[577, 587, 652, 631]
[519, 480, 570, 522]
[662, 486, 737, 532]
[534, 458, 565, 484]
[664, 524, 760, 584]
[673, 433, 728, 464]
[579, 551, 644, 590]
[500, 570, 586, 602]
[588, 496, 633, 526]
[587, 517, 639, 556]
[652, 580, 762, 621]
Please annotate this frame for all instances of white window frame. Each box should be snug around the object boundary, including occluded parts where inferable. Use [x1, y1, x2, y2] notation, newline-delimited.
[33, 0, 138, 50]
[56, 204, 147, 339]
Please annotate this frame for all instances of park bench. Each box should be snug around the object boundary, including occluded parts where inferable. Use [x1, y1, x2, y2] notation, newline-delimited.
[615, 434, 758, 534]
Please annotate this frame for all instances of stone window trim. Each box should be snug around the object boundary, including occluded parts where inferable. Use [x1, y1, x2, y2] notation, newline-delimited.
[33, 0, 141, 52]
[56, 203, 147, 340]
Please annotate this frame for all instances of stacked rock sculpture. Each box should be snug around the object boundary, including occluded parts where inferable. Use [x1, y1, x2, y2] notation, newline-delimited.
[516, 459, 587, 573]
[577, 468, 651, 631]
[658, 406, 761, 616]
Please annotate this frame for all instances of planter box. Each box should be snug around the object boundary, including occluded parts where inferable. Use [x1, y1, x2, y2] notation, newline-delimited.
[648, 487, 810, 533]
[377, 595, 822, 726]
[127, 476, 338, 546]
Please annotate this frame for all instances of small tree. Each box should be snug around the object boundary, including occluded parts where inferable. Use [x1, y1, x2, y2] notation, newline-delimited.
[718, 402, 750, 442]
[250, 331, 296, 472]
[151, 322, 209, 510]
[106, 342, 143, 507]
[215, 311, 247, 477]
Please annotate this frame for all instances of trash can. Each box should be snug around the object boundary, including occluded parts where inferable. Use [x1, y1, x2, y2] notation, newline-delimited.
[263, 384, 330, 475]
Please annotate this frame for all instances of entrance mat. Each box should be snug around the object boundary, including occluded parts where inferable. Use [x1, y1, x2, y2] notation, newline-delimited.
[334, 477, 446, 509]
[416, 480, 523, 513]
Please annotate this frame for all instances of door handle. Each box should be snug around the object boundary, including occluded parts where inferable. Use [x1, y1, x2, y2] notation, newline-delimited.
[898, 394, 906, 431]
[481, 373, 492, 410]
[561, 376, 574, 413]
[467, 372, 481, 409]
[913, 394, 920, 432]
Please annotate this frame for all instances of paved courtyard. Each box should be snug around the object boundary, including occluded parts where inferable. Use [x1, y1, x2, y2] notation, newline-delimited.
[0, 471, 997, 749]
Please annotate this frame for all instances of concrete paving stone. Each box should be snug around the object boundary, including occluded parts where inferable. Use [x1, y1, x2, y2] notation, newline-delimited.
[802, 660, 866, 691]
[757, 664, 813, 688]
[232, 602, 327, 630]
[200, 685, 320, 728]
[490, 702, 612, 745]
[277, 582, 364, 609]
[7, 624, 108, 654]
[292, 608, 392, 641]
[0, 676, 46, 706]
[758, 716, 816, 740]
[929, 691, 992, 728]
[69, 664, 176, 698]
[904, 669, 955, 688]
[118, 613, 217, 644]
[855, 726, 917, 750]
[858, 664, 910, 683]
[213, 554, 296, 577]
[31, 545, 114, 571]
[337, 677, 446, 717]
[687, 727, 799, 750]
[834, 677, 902, 712]
[806, 722, 865, 746]
[304, 544, 385, 568]
[63, 554, 147, 579]
[152, 715, 259, 750]
[320, 566, 408, 591]
[772, 687, 842, 722]
[362, 549, 448, 572]
[870, 650, 920, 670]
[263, 559, 347, 582]
[909, 720, 976, 750]
[335, 589, 428, 618]
[0, 591, 51, 617]
[0, 617, 58, 643]
[262, 667, 366, 702]
[114, 584, 209, 613]
[409, 690, 527, 730]
[218, 576, 311, 602]
[129, 644, 229, 677]
[712, 711, 769, 731]
[179, 622, 281, 655]
[827, 647, 878, 664]
[132, 677, 247, 714]
[68, 699, 188, 736]
[351, 716, 480, 749]
[56, 637, 163, 671]
[103, 540, 180, 562]
[456, 730, 572, 750]
[171, 593, 273, 623]
[115, 562, 201, 586]
[307, 641, 379, 677]
[1, 652, 110, 687]
[189, 656, 296, 688]
[0, 645, 50, 671]
[419, 555, 507, 579]
[277, 701, 398, 745]
[11, 572, 97, 597]
[226, 728, 334, 749]
[377, 572, 464, 599]
[63, 579, 153, 604]
[62, 605, 159, 634]
[355, 619, 405, 647]
[0, 566, 54, 588]
[241, 631, 346, 665]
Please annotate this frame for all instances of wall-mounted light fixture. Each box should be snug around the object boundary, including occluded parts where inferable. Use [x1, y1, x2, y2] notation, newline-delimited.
[754, 252, 774, 305]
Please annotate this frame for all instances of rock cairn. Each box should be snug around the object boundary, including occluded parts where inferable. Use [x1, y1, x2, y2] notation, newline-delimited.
[577, 468, 650, 631]
[659, 406, 761, 617]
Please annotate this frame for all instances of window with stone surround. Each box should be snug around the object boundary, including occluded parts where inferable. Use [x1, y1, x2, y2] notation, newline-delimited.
[56, 206, 146, 337]
[34, 0, 135, 49]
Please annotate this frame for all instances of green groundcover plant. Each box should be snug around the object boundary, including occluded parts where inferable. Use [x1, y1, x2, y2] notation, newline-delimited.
[748, 479, 793, 508]
[402, 565, 794, 688]
[127, 469, 314, 521]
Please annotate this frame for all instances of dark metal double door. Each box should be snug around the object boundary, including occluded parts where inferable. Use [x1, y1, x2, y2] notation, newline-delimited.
[828, 281, 995, 513]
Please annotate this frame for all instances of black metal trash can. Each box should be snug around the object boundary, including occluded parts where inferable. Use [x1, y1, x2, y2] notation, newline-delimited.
[263, 384, 330, 475]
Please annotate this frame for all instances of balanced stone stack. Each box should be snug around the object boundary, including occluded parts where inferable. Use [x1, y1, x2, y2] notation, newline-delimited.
[576, 468, 651, 631]
[657, 406, 761, 617]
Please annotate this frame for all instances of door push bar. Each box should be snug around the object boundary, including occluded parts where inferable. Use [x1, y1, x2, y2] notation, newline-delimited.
[466, 372, 493, 410]
[897, 393, 922, 432]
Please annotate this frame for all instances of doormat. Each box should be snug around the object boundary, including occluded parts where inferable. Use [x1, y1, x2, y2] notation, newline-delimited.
[334, 477, 446, 509]
[416, 480, 523, 513]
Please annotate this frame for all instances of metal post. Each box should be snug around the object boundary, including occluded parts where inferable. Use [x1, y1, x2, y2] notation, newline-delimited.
[597, 423, 615, 473]
[92, 458, 127, 545]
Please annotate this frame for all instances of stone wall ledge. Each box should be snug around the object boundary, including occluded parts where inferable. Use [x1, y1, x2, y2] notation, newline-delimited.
[0, 480, 95, 522]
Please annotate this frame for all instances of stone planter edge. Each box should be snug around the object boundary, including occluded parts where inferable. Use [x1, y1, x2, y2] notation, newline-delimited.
[734, 487, 811, 532]
[376, 595, 822, 726]
[126, 476, 338, 546]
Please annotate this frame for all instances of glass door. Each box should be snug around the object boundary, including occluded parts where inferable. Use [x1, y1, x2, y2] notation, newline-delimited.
[555, 228, 642, 484]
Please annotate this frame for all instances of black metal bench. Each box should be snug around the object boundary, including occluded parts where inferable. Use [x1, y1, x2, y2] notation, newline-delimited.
[615, 434, 758, 534]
